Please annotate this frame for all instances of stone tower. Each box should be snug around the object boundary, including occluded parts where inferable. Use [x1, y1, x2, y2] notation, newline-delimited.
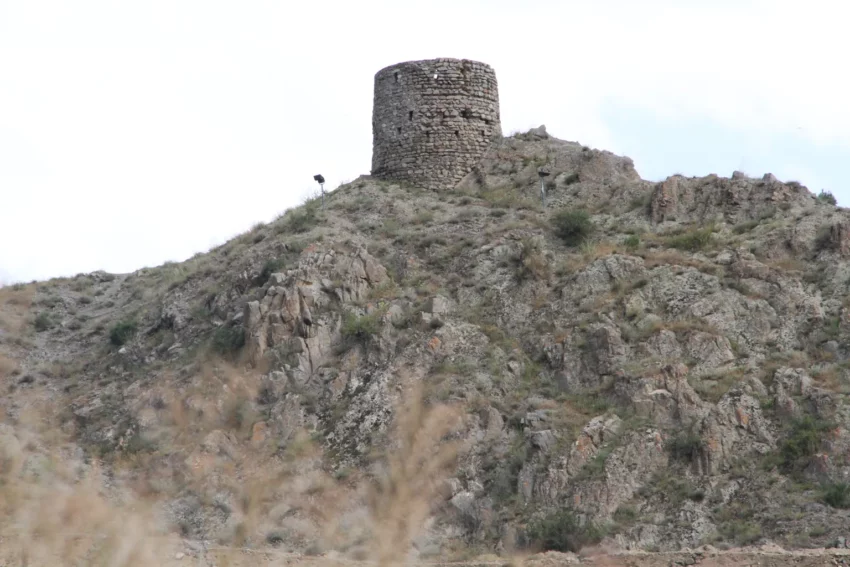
[371, 58, 501, 190]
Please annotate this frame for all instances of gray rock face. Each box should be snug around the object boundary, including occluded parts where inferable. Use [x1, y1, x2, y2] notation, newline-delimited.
[243, 247, 388, 379]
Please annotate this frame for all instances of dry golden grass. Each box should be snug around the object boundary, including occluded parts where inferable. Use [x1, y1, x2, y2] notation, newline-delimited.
[640, 249, 720, 275]
[0, 283, 35, 336]
[368, 380, 464, 567]
[0, 397, 167, 566]
[0, 352, 19, 378]
[0, 359, 464, 566]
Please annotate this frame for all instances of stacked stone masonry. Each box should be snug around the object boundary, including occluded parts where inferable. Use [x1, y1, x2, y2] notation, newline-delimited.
[371, 58, 502, 190]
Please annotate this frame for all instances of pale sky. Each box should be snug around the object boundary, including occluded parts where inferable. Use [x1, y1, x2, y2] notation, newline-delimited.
[2, 0, 850, 284]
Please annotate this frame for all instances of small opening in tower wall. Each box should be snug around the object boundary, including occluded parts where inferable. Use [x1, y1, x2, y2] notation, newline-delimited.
[481, 130, 486, 139]
[460, 109, 471, 119]
[426, 131, 431, 141]
[454, 130, 460, 138]
[408, 111, 413, 121]
[397, 127, 401, 134]
[394, 72, 399, 83]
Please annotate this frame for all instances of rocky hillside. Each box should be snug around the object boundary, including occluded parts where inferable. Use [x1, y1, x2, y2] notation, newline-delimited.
[4, 126, 850, 562]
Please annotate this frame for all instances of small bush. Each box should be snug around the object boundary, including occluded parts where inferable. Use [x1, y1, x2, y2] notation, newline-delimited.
[257, 258, 287, 286]
[211, 325, 245, 355]
[341, 312, 382, 347]
[562, 172, 580, 186]
[109, 320, 137, 346]
[666, 226, 714, 252]
[818, 190, 837, 206]
[719, 520, 762, 546]
[776, 416, 833, 472]
[511, 238, 549, 282]
[552, 209, 594, 247]
[34, 312, 53, 332]
[822, 482, 850, 508]
[278, 205, 318, 234]
[613, 505, 638, 527]
[814, 225, 835, 252]
[668, 430, 705, 463]
[527, 508, 605, 553]
[732, 219, 760, 234]
[624, 235, 640, 250]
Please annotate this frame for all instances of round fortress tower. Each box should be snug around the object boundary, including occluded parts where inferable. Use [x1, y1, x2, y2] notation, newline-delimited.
[371, 58, 502, 190]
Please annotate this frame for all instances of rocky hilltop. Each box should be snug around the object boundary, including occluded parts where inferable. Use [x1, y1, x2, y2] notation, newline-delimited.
[3, 127, 850, 564]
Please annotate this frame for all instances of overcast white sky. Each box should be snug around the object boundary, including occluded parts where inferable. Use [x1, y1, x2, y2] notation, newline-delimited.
[2, 0, 850, 284]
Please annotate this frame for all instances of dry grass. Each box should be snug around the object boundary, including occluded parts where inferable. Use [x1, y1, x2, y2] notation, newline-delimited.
[554, 242, 617, 275]
[765, 258, 807, 273]
[0, 398, 166, 566]
[0, 353, 20, 378]
[0, 362, 462, 567]
[368, 380, 464, 566]
[640, 249, 720, 275]
[0, 283, 35, 336]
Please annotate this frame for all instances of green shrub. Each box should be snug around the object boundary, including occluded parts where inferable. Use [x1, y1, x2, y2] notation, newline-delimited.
[211, 325, 245, 355]
[34, 312, 53, 332]
[487, 440, 528, 504]
[666, 226, 714, 251]
[511, 238, 549, 282]
[341, 312, 382, 347]
[552, 209, 593, 246]
[818, 190, 837, 206]
[776, 416, 833, 471]
[613, 505, 638, 526]
[822, 482, 850, 508]
[814, 225, 835, 251]
[257, 258, 287, 286]
[527, 508, 605, 553]
[719, 520, 762, 546]
[668, 430, 705, 463]
[624, 235, 640, 250]
[109, 320, 137, 346]
[562, 172, 580, 186]
[732, 220, 760, 234]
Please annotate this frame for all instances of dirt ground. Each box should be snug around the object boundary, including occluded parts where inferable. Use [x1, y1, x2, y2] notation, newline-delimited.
[148, 546, 850, 567]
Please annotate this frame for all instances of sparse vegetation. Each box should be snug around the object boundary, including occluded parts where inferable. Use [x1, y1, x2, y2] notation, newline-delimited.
[527, 507, 605, 553]
[34, 312, 53, 332]
[821, 482, 850, 508]
[552, 209, 594, 246]
[768, 415, 834, 473]
[509, 238, 549, 282]
[109, 320, 138, 346]
[211, 324, 245, 355]
[257, 257, 287, 286]
[668, 429, 705, 463]
[818, 190, 837, 206]
[665, 225, 715, 251]
[340, 311, 382, 347]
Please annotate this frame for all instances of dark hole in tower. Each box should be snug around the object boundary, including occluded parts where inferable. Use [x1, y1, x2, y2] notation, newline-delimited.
[427, 131, 431, 141]
[455, 131, 460, 138]
[409, 111, 413, 121]
[397, 127, 401, 134]
[481, 130, 486, 139]
[460, 109, 472, 119]
[394, 72, 399, 83]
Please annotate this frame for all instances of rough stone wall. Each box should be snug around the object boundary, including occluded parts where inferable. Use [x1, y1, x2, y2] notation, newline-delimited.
[371, 58, 502, 190]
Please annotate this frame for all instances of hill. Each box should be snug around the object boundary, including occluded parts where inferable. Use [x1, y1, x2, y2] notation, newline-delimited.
[3, 127, 850, 564]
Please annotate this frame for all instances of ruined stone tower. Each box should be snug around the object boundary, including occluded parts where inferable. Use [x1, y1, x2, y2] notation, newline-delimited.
[371, 58, 501, 190]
